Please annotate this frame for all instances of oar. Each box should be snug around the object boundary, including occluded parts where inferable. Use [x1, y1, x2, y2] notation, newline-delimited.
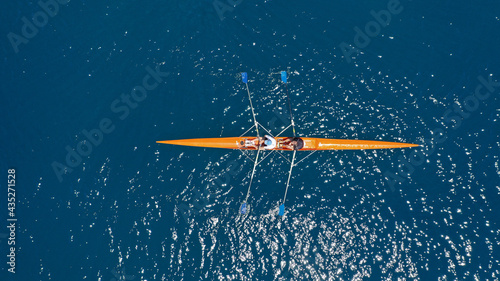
[241, 146, 261, 214]
[279, 149, 296, 216]
[244, 72, 260, 138]
[281, 71, 296, 137]
[240, 72, 261, 214]
[278, 70, 297, 216]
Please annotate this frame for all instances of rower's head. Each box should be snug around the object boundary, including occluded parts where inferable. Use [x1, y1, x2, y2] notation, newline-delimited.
[265, 139, 273, 146]
[291, 137, 304, 150]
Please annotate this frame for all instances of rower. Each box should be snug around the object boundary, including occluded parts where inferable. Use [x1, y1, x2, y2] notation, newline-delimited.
[262, 135, 276, 150]
[284, 137, 304, 150]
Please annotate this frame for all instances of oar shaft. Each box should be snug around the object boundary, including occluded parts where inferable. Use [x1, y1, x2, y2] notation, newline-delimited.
[246, 83, 260, 138]
[284, 82, 296, 137]
[282, 149, 296, 204]
[245, 147, 261, 201]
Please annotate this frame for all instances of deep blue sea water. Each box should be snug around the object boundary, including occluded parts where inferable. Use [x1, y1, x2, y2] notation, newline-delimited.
[1, 0, 500, 280]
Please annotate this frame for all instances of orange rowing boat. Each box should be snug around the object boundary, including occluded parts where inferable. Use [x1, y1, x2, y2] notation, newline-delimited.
[156, 137, 418, 150]
[157, 71, 419, 216]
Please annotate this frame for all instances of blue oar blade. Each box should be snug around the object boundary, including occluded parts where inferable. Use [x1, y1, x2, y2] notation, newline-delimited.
[242, 72, 248, 83]
[240, 203, 247, 214]
[278, 204, 285, 216]
[281, 71, 287, 83]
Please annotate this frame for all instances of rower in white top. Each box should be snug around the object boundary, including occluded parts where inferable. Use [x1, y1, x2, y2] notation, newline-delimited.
[262, 135, 276, 150]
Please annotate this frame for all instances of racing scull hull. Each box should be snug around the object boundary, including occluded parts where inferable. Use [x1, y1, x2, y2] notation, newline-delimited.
[156, 137, 419, 150]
